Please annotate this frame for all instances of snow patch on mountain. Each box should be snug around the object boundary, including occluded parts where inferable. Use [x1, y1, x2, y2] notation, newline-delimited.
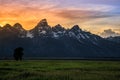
[52, 32, 59, 38]
[40, 30, 46, 34]
[26, 31, 33, 38]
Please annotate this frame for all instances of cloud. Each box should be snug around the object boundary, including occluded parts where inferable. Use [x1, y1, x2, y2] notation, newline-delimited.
[0, 0, 120, 34]
[0, 0, 117, 21]
[114, 29, 120, 32]
[100, 29, 120, 37]
[53, 9, 116, 22]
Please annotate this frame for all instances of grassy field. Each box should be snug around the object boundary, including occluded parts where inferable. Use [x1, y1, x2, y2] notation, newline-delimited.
[0, 60, 120, 80]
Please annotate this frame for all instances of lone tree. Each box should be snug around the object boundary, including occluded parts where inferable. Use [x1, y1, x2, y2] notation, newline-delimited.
[13, 47, 24, 61]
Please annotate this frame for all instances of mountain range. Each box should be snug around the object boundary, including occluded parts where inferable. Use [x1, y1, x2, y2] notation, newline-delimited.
[0, 19, 120, 59]
[106, 36, 120, 44]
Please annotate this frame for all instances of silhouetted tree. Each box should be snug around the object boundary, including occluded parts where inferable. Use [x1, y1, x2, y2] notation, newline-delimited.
[13, 47, 24, 61]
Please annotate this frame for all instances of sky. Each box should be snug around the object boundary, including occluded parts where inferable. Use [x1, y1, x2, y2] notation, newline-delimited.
[0, 0, 120, 37]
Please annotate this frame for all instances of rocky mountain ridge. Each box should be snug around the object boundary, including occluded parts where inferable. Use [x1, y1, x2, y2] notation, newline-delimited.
[0, 19, 120, 59]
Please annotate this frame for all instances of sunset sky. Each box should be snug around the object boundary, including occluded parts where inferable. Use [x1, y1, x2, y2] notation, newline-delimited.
[0, 0, 120, 36]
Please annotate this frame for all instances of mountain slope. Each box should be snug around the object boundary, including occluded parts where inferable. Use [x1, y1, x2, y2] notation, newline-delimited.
[106, 36, 120, 44]
[0, 19, 120, 59]
[13, 23, 27, 38]
[30, 19, 52, 37]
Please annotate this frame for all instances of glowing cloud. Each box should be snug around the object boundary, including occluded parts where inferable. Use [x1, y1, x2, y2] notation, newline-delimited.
[0, 0, 120, 36]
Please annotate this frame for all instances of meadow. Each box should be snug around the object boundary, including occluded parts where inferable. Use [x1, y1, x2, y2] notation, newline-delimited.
[0, 60, 120, 80]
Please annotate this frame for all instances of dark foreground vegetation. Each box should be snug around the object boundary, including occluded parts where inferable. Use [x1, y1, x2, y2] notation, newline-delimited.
[0, 60, 120, 80]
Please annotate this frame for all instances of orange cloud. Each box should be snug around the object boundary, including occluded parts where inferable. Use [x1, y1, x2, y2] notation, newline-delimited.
[0, 0, 120, 36]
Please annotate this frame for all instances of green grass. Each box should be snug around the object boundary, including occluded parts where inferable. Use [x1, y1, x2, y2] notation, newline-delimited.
[0, 60, 120, 80]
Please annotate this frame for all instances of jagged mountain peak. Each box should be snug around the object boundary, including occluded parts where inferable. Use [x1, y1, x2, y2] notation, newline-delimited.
[3, 24, 12, 28]
[40, 18, 47, 22]
[37, 18, 48, 27]
[70, 25, 82, 35]
[13, 23, 23, 29]
[2, 24, 14, 31]
[34, 19, 51, 31]
[13, 23, 25, 32]
[30, 19, 52, 37]
[0, 24, 20, 37]
[55, 24, 62, 27]
[54, 24, 63, 28]
[53, 24, 65, 32]
[71, 25, 81, 31]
